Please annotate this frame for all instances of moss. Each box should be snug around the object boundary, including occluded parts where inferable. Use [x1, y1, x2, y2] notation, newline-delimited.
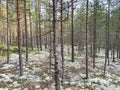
[11, 47, 18, 53]
[1, 49, 11, 56]
[0, 47, 26, 56]
[0, 46, 4, 51]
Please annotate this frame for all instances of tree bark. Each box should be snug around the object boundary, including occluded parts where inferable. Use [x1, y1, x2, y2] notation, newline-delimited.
[85, 0, 89, 79]
[52, 0, 60, 89]
[16, 0, 23, 76]
[60, 0, 64, 85]
[29, 2, 33, 50]
[24, 0, 28, 62]
[7, 0, 10, 63]
[38, 0, 42, 51]
[93, 0, 98, 69]
[71, 0, 74, 62]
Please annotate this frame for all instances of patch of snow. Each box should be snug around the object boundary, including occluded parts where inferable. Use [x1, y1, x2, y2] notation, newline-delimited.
[13, 88, 21, 90]
[98, 79, 109, 86]
[19, 75, 27, 80]
[65, 61, 81, 69]
[64, 81, 70, 84]
[70, 81, 79, 86]
[13, 81, 20, 87]
[34, 76, 41, 82]
[65, 88, 71, 90]
[27, 75, 41, 83]
[35, 85, 40, 88]
[23, 88, 28, 90]
[88, 78, 99, 83]
[0, 88, 9, 90]
[44, 76, 52, 81]
[107, 85, 120, 90]
[1, 64, 15, 69]
[0, 74, 13, 82]
[79, 73, 86, 78]
[43, 88, 48, 90]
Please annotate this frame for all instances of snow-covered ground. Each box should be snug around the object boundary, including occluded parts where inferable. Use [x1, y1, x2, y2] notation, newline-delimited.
[0, 49, 120, 90]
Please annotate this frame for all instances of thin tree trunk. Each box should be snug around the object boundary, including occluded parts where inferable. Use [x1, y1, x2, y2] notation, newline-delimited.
[38, 0, 42, 51]
[16, 0, 23, 76]
[35, 2, 39, 50]
[48, 1, 52, 74]
[93, 0, 97, 69]
[112, 33, 117, 62]
[24, 0, 28, 62]
[106, 0, 111, 65]
[71, 0, 74, 62]
[85, 0, 89, 79]
[7, 0, 10, 63]
[52, 0, 60, 89]
[29, 2, 33, 50]
[60, 0, 64, 85]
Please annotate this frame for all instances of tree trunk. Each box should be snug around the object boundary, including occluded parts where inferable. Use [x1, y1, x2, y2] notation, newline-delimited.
[38, 0, 42, 51]
[106, 0, 111, 65]
[29, 2, 33, 50]
[35, 2, 39, 50]
[93, 0, 98, 69]
[24, 0, 28, 62]
[16, 0, 23, 76]
[52, 0, 60, 89]
[85, 0, 89, 79]
[7, 0, 10, 63]
[60, 0, 64, 85]
[71, 0, 74, 62]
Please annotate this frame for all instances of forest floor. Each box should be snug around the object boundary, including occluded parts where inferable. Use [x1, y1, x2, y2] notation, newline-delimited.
[0, 48, 120, 90]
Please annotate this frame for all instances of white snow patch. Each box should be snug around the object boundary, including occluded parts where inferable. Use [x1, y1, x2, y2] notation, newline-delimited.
[70, 81, 78, 86]
[1, 64, 15, 69]
[65, 61, 81, 69]
[0, 88, 9, 90]
[23, 88, 28, 90]
[13, 81, 20, 87]
[44, 76, 52, 81]
[65, 88, 71, 90]
[0, 74, 13, 82]
[35, 85, 40, 88]
[13, 88, 21, 90]
[19, 75, 27, 80]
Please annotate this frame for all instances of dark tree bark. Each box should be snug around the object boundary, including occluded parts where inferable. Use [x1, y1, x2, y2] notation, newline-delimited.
[44, 22, 48, 49]
[112, 34, 117, 62]
[48, 1, 52, 74]
[16, 0, 23, 76]
[104, 10, 108, 75]
[7, 0, 10, 63]
[49, 27, 52, 74]
[71, 0, 74, 62]
[104, 0, 111, 75]
[106, 0, 111, 65]
[60, 0, 64, 85]
[24, 0, 28, 62]
[22, 31, 25, 46]
[52, 0, 60, 89]
[85, 0, 89, 79]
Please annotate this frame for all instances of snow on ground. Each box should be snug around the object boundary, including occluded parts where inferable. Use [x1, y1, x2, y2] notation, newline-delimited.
[0, 49, 120, 90]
